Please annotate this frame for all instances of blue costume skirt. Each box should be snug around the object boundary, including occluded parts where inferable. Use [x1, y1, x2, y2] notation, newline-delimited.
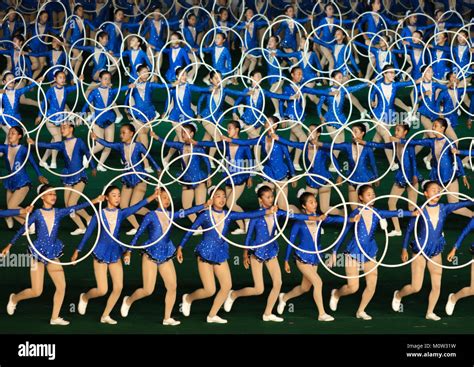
[248, 242, 279, 262]
[3, 174, 32, 192]
[141, 240, 176, 265]
[93, 241, 128, 264]
[28, 241, 64, 265]
[410, 239, 445, 258]
[346, 239, 378, 263]
[195, 240, 229, 264]
[394, 169, 423, 188]
[62, 171, 88, 186]
[294, 249, 322, 266]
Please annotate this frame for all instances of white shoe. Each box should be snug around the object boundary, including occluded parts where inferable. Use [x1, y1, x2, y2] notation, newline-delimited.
[114, 115, 124, 124]
[97, 164, 107, 172]
[78, 293, 88, 315]
[320, 227, 325, 235]
[276, 293, 286, 315]
[82, 155, 89, 169]
[318, 314, 335, 322]
[360, 109, 369, 119]
[70, 228, 86, 236]
[210, 161, 216, 169]
[445, 293, 456, 316]
[223, 290, 235, 312]
[6, 293, 16, 315]
[50, 317, 70, 326]
[39, 160, 49, 168]
[391, 290, 401, 312]
[121, 296, 131, 317]
[263, 314, 284, 322]
[126, 228, 137, 236]
[182, 294, 191, 316]
[329, 289, 339, 311]
[50, 162, 57, 169]
[294, 163, 303, 172]
[100, 316, 118, 325]
[145, 166, 154, 173]
[5, 217, 13, 229]
[423, 156, 432, 170]
[328, 164, 337, 173]
[206, 315, 227, 324]
[356, 311, 372, 320]
[387, 230, 402, 237]
[86, 113, 95, 124]
[425, 312, 441, 321]
[192, 230, 202, 236]
[390, 163, 399, 172]
[163, 318, 181, 326]
[231, 228, 246, 235]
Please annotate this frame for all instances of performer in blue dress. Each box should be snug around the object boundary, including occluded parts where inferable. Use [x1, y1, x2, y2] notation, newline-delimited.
[273, 123, 344, 214]
[394, 118, 471, 218]
[278, 191, 347, 321]
[161, 32, 191, 82]
[36, 71, 82, 170]
[81, 70, 129, 172]
[72, 30, 116, 86]
[330, 185, 416, 320]
[121, 191, 211, 326]
[92, 123, 161, 234]
[354, 123, 422, 237]
[317, 70, 369, 156]
[72, 187, 160, 325]
[27, 36, 69, 81]
[392, 181, 474, 321]
[0, 126, 48, 229]
[28, 122, 97, 236]
[116, 35, 153, 83]
[0, 34, 39, 109]
[226, 115, 297, 211]
[369, 64, 417, 164]
[63, 3, 96, 76]
[224, 185, 322, 322]
[2, 185, 102, 326]
[151, 124, 211, 224]
[201, 32, 233, 80]
[312, 29, 361, 78]
[27, 10, 60, 77]
[125, 64, 172, 159]
[318, 122, 379, 209]
[0, 72, 42, 137]
[179, 188, 277, 324]
[274, 5, 311, 52]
